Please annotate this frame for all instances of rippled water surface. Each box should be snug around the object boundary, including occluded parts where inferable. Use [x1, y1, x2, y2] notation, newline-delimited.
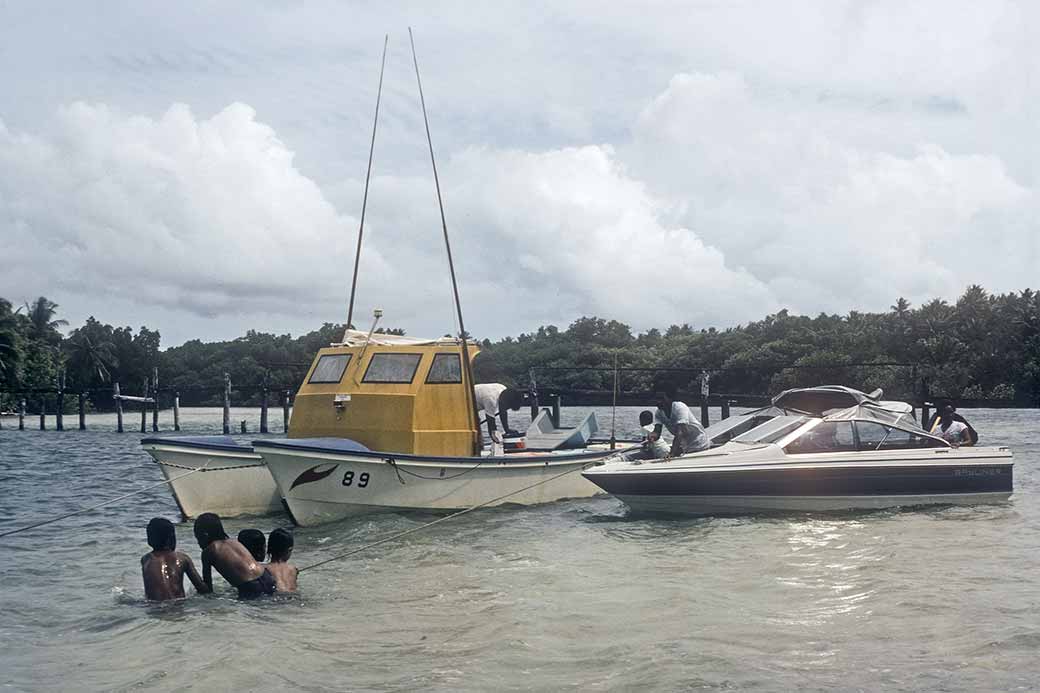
[1, 407, 1038, 692]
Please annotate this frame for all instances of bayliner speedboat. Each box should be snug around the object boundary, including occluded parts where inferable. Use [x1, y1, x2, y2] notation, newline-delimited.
[583, 401, 1013, 515]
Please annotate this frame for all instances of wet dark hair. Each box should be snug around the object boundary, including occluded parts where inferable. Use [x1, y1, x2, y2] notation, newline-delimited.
[193, 512, 228, 547]
[268, 528, 294, 561]
[639, 410, 654, 426]
[237, 529, 266, 562]
[146, 517, 176, 551]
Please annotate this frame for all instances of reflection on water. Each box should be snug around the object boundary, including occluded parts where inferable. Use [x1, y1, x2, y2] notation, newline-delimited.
[0, 407, 1038, 691]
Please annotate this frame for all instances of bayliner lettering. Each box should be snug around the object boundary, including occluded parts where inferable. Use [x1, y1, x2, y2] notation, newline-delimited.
[954, 468, 1001, 477]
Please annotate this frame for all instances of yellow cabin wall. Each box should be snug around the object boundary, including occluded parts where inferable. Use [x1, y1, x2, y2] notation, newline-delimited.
[288, 343, 479, 457]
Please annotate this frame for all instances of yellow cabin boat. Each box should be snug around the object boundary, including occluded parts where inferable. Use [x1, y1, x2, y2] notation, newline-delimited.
[289, 330, 481, 457]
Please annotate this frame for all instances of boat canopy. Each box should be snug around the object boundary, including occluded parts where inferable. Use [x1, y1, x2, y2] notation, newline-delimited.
[332, 329, 466, 347]
[823, 401, 921, 430]
[771, 385, 885, 415]
[289, 339, 480, 456]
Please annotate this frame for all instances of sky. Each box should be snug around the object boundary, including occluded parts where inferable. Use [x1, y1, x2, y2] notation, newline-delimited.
[0, 1, 1037, 346]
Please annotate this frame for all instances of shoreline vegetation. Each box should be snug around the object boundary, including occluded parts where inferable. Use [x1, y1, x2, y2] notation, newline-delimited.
[1, 285, 1038, 412]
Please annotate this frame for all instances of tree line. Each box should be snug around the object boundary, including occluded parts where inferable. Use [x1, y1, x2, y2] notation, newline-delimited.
[1, 284, 1038, 412]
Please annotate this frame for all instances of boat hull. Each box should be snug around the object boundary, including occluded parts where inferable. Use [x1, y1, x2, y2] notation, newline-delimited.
[255, 439, 613, 526]
[584, 452, 1014, 516]
[141, 437, 282, 519]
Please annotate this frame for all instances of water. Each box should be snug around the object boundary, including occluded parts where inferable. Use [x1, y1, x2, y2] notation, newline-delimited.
[1, 407, 1038, 691]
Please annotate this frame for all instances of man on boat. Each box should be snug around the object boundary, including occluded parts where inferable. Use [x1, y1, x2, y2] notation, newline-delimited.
[654, 383, 709, 457]
[624, 410, 672, 461]
[473, 383, 524, 439]
[141, 517, 210, 601]
[930, 405, 977, 447]
[194, 513, 276, 599]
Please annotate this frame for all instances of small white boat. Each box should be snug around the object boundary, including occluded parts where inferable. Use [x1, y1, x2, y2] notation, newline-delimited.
[255, 438, 610, 526]
[141, 436, 280, 518]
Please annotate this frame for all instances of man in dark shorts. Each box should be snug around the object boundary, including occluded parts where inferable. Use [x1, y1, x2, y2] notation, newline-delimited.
[193, 512, 276, 599]
[266, 528, 299, 593]
[141, 517, 211, 601]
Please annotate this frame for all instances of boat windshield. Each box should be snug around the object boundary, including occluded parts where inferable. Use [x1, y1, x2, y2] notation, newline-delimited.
[731, 416, 808, 444]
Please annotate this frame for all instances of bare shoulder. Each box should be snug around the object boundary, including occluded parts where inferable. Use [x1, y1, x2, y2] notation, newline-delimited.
[141, 553, 151, 566]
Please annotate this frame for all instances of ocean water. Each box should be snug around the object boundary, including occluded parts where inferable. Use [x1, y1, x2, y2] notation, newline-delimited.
[0, 407, 1038, 692]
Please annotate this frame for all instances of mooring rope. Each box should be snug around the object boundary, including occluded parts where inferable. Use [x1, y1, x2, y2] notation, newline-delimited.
[158, 460, 267, 472]
[298, 460, 597, 573]
[0, 464, 209, 540]
[385, 456, 487, 483]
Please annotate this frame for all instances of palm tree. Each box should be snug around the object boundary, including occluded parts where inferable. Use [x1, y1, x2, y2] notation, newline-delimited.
[66, 334, 118, 385]
[19, 296, 68, 343]
[0, 298, 21, 378]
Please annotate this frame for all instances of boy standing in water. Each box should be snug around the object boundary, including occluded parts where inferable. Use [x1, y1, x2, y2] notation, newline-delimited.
[193, 512, 276, 599]
[237, 528, 267, 563]
[141, 517, 211, 601]
[266, 528, 299, 593]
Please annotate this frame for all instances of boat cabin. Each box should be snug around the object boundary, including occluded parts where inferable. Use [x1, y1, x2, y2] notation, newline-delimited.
[289, 330, 480, 457]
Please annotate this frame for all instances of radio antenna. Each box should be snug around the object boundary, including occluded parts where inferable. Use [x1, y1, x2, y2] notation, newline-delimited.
[408, 27, 483, 454]
[345, 34, 389, 338]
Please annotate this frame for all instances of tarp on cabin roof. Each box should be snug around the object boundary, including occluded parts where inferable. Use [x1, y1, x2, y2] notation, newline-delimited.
[332, 328, 466, 347]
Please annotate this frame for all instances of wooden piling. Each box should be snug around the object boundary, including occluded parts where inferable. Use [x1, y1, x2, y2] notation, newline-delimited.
[173, 392, 180, 431]
[114, 382, 124, 433]
[151, 367, 159, 433]
[223, 373, 231, 435]
[260, 387, 269, 434]
[19, 398, 26, 430]
[551, 395, 561, 428]
[39, 397, 46, 430]
[721, 399, 731, 420]
[700, 400, 709, 428]
[920, 377, 931, 429]
[240, 419, 247, 434]
[140, 378, 148, 433]
[283, 390, 291, 433]
[56, 371, 65, 431]
[78, 392, 86, 430]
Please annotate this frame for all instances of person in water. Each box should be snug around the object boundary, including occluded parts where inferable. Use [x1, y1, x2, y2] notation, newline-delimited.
[654, 383, 710, 456]
[141, 517, 210, 601]
[931, 405, 977, 447]
[193, 512, 276, 599]
[266, 528, 299, 593]
[237, 528, 267, 563]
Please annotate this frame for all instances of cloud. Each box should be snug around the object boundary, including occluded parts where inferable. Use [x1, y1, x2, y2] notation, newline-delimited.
[0, 102, 378, 325]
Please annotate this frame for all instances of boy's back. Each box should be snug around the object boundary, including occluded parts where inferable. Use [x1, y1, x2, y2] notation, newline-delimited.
[141, 550, 206, 601]
[141, 517, 209, 601]
[266, 561, 298, 592]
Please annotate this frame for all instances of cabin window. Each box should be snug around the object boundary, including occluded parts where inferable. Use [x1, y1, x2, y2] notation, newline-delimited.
[308, 354, 352, 384]
[426, 353, 462, 383]
[362, 353, 422, 383]
[783, 421, 856, 454]
[875, 426, 948, 450]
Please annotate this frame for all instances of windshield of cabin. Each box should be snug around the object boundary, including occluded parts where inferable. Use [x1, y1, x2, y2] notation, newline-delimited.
[731, 415, 808, 444]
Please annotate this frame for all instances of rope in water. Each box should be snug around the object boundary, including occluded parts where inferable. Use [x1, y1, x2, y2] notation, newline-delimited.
[298, 460, 598, 573]
[0, 464, 209, 540]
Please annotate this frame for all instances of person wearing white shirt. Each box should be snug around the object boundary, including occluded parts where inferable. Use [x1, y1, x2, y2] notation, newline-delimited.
[472, 383, 523, 439]
[653, 383, 710, 456]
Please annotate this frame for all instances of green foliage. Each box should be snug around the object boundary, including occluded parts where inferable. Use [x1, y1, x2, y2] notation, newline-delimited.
[2, 287, 1038, 412]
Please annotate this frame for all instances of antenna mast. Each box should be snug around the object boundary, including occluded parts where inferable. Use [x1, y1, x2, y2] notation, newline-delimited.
[345, 35, 389, 337]
[408, 27, 483, 455]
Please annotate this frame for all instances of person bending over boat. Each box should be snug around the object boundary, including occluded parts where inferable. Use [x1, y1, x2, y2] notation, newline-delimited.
[655, 383, 710, 456]
[237, 528, 267, 563]
[930, 405, 977, 447]
[473, 383, 525, 439]
[266, 528, 299, 593]
[193, 513, 276, 599]
[141, 517, 210, 601]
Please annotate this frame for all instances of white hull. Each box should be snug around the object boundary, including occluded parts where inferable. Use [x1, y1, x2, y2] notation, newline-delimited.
[142, 440, 282, 519]
[617, 491, 1013, 516]
[256, 442, 609, 527]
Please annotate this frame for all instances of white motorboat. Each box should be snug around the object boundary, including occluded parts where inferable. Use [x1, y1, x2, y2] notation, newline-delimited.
[583, 401, 1013, 515]
[141, 436, 280, 518]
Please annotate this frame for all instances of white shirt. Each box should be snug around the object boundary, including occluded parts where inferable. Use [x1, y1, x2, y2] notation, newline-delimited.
[937, 420, 968, 444]
[656, 401, 709, 453]
[473, 383, 507, 418]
